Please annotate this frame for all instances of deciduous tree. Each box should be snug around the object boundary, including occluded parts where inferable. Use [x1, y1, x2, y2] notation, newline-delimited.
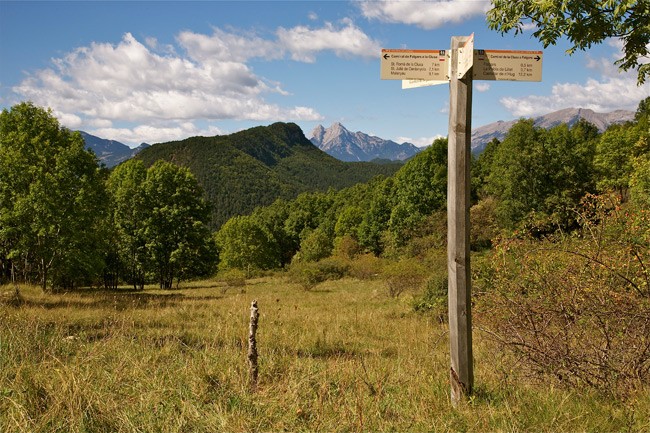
[0, 102, 107, 290]
[141, 161, 215, 289]
[487, 0, 650, 83]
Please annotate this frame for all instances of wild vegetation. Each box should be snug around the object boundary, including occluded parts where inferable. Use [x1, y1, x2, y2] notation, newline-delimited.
[2, 275, 649, 432]
[1, 97, 649, 430]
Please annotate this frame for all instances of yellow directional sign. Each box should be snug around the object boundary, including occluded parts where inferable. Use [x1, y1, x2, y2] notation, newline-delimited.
[473, 49, 543, 81]
[380, 49, 449, 81]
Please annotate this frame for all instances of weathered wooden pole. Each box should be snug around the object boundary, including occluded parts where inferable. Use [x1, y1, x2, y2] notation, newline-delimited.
[447, 35, 474, 406]
[248, 300, 259, 389]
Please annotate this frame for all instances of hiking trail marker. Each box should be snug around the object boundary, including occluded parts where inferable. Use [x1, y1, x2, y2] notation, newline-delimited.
[381, 34, 542, 406]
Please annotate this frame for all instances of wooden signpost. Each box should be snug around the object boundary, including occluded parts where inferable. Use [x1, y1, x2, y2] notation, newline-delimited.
[381, 35, 542, 406]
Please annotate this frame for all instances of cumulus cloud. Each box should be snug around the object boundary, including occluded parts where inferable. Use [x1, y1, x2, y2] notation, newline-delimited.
[358, 0, 489, 29]
[277, 19, 382, 62]
[89, 122, 225, 145]
[11, 20, 378, 145]
[177, 28, 281, 63]
[475, 82, 490, 92]
[397, 135, 444, 148]
[501, 36, 650, 117]
[500, 67, 649, 117]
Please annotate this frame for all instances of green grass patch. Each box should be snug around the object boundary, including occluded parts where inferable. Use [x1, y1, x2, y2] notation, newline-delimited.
[1, 279, 648, 432]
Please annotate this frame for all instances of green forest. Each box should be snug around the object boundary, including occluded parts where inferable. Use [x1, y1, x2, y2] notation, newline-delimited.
[1, 100, 649, 291]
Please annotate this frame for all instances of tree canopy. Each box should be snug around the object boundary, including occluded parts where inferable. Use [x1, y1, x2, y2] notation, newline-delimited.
[487, 0, 650, 83]
[0, 102, 107, 290]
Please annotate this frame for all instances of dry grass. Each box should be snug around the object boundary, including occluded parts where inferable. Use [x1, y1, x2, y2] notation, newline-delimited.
[1, 279, 648, 432]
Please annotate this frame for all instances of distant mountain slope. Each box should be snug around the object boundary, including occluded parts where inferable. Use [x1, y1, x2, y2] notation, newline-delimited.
[135, 122, 401, 229]
[79, 131, 149, 168]
[471, 107, 635, 153]
[310, 122, 421, 162]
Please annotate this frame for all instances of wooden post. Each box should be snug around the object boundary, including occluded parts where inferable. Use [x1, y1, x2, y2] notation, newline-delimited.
[447, 35, 474, 405]
[248, 300, 259, 388]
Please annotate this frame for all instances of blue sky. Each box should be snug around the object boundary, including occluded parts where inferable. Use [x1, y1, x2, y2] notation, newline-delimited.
[1, 1, 648, 148]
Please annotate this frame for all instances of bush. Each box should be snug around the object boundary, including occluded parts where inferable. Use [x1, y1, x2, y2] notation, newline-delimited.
[412, 273, 448, 321]
[288, 257, 350, 290]
[217, 268, 247, 288]
[470, 197, 499, 250]
[382, 259, 427, 298]
[333, 235, 361, 260]
[478, 196, 650, 395]
[348, 253, 384, 280]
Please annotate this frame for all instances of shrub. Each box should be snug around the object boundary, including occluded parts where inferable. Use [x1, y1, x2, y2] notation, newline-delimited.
[470, 197, 499, 250]
[412, 273, 448, 321]
[332, 235, 361, 260]
[288, 257, 350, 290]
[299, 227, 333, 262]
[382, 259, 427, 298]
[478, 196, 650, 395]
[348, 253, 384, 280]
[218, 268, 247, 288]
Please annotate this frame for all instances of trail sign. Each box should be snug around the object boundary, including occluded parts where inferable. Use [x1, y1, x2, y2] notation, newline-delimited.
[380, 49, 449, 81]
[473, 49, 543, 81]
[380, 35, 543, 407]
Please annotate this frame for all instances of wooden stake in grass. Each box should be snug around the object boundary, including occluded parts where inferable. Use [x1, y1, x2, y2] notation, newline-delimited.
[248, 300, 259, 388]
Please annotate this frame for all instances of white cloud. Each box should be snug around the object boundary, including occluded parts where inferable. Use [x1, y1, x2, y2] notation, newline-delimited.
[500, 38, 650, 117]
[358, 0, 489, 29]
[55, 111, 82, 129]
[277, 20, 382, 63]
[501, 73, 649, 117]
[88, 122, 225, 146]
[177, 28, 281, 63]
[145, 37, 158, 50]
[520, 22, 538, 32]
[11, 20, 380, 145]
[475, 82, 490, 92]
[397, 134, 444, 147]
[12, 27, 349, 145]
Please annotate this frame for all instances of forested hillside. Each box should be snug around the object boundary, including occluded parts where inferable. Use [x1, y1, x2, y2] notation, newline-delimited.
[135, 122, 402, 228]
[215, 98, 650, 272]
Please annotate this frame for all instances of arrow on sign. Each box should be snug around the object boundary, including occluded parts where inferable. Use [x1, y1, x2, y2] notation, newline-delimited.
[383, 53, 390, 60]
[535, 55, 541, 61]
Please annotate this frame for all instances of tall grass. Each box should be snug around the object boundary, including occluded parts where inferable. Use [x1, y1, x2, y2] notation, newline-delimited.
[1, 278, 648, 432]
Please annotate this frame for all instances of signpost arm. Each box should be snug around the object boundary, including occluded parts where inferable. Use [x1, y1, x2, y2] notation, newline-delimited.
[447, 35, 474, 406]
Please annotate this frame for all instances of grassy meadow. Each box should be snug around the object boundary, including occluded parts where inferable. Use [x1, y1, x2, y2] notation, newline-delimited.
[1, 275, 648, 432]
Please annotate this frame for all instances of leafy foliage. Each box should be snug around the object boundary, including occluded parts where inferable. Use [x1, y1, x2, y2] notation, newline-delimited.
[487, 0, 650, 83]
[215, 215, 280, 273]
[106, 160, 216, 289]
[484, 119, 597, 233]
[107, 159, 148, 289]
[141, 161, 216, 288]
[0, 103, 108, 291]
[478, 194, 650, 394]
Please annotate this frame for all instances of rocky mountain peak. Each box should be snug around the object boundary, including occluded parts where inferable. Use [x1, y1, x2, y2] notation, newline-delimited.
[309, 123, 420, 162]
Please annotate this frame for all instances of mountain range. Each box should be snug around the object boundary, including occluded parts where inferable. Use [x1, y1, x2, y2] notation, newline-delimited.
[79, 131, 149, 168]
[78, 107, 637, 229]
[309, 122, 421, 162]
[80, 107, 635, 168]
[471, 107, 635, 153]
